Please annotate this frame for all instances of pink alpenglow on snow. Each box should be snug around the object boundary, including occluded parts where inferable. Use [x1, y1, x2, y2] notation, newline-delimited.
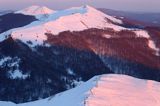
[15, 5, 55, 15]
[86, 74, 160, 106]
[1, 74, 160, 106]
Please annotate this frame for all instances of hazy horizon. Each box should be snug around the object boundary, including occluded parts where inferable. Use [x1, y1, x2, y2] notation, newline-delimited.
[0, 0, 160, 13]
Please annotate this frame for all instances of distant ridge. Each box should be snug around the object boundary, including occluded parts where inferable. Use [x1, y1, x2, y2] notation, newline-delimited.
[15, 5, 55, 15]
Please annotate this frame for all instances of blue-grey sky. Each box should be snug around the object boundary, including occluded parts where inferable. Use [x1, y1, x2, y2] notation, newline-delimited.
[0, 0, 160, 13]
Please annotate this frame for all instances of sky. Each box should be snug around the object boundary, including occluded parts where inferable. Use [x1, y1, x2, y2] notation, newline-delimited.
[0, 0, 160, 13]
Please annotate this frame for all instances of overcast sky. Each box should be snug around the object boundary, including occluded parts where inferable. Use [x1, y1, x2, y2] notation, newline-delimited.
[0, 0, 160, 13]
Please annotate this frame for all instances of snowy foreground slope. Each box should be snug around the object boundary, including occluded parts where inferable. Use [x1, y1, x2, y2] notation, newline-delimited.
[1, 74, 160, 106]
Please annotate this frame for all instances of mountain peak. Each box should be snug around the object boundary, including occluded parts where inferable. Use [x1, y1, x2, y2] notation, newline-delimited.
[15, 5, 55, 15]
[1, 5, 124, 47]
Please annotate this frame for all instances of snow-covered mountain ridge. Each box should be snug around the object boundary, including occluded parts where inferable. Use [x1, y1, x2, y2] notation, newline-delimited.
[15, 5, 55, 16]
[0, 5, 124, 47]
[1, 5, 159, 56]
[1, 74, 160, 106]
[0, 5, 160, 103]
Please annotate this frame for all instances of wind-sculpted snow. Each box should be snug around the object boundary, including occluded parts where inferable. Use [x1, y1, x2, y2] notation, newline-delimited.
[1, 74, 160, 106]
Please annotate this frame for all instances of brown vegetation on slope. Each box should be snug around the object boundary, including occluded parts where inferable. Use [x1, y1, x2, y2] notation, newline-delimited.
[45, 28, 160, 69]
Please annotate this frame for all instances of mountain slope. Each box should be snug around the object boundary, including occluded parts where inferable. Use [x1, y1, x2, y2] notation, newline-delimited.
[0, 5, 124, 47]
[0, 13, 37, 34]
[0, 36, 111, 103]
[0, 5, 160, 103]
[1, 74, 160, 106]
